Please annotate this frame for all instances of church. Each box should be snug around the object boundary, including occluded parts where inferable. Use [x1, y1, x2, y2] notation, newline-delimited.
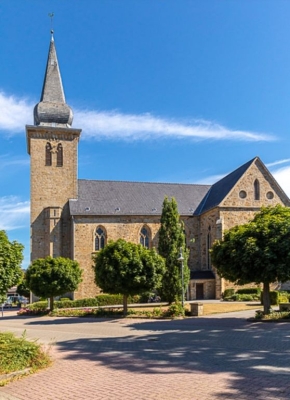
[26, 34, 290, 300]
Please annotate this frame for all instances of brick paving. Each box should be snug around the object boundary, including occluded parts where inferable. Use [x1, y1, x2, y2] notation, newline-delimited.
[0, 310, 290, 399]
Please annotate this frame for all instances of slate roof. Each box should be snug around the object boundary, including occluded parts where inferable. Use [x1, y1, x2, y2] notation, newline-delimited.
[194, 158, 255, 215]
[69, 157, 290, 217]
[69, 180, 211, 216]
[34, 35, 73, 127]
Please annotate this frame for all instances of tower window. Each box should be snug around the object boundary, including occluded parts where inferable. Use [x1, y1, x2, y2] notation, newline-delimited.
[45, 143, 52, 166]
[254, 179, 260, 200]
[95, 227, 106, 251]
[140, 226, 150, 248]
[57, 143, 63, 167]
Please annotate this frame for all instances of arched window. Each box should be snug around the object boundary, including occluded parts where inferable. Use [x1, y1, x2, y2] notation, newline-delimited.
[45, 143, 52, 166]
[207, 226, 211, 269]
[254, 179, 260, 200]
[94, 227, 106, 251]
[56, 143, 63, 167]
[140, 226, 150, 248]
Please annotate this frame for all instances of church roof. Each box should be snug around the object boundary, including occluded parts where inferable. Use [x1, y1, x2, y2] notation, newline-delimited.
[34, 33, 73, 127]
[69, 180, 211, 216]
[194, 158, 256, 214]
[69, 157, 290, 218]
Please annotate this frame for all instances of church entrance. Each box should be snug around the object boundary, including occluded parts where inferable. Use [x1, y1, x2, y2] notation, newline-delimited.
[196, 283, 204, 300]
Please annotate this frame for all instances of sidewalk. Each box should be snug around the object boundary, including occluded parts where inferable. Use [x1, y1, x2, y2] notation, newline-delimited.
[0, 310, 290, 399]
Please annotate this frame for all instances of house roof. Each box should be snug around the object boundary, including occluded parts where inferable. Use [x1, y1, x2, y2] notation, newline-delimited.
[69, 180, 211, 216]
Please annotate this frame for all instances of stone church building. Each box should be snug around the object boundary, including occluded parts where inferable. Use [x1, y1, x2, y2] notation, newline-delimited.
[26, 35, 290, 300]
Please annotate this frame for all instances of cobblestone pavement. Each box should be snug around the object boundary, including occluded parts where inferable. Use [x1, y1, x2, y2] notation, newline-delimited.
[0, 309, 290, 400]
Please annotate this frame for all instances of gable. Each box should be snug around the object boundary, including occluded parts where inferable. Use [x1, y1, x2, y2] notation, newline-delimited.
[221, 157, 290, 208]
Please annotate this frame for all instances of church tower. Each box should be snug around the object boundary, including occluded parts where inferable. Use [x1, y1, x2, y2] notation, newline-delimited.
[26, 32, 81, 262]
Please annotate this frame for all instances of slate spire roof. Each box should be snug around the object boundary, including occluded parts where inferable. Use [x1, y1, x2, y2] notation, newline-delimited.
[34, 33, 73, 127]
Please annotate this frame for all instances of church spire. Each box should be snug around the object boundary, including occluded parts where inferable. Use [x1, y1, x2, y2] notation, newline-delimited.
[34, 33, 73, 127]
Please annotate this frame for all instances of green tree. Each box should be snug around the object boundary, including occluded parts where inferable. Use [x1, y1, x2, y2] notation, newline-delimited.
[25, 256, 82, 311]
[158, 197, 190, 303]
[0, 230, 23, 303]
[16, 275, 30, 298]
[94, 239, 165, 314]
[211, 205, 290, 314]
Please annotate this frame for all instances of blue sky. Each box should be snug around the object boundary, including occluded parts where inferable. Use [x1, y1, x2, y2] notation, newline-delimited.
[1, 1, 290, 268]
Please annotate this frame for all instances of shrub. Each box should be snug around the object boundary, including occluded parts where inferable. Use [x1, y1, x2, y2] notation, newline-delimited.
[59, 297, 71, 301]
[163, 302, 185, 318]
[0, 331, 51, 381]
[236, 287, 261, 295]
[224, 293, 259, 302]
[223, 289, 235, 298]
[278, 291, 290, 303]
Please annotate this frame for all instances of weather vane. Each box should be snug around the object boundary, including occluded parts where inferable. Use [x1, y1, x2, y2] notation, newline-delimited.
[48, 12, 54, 35]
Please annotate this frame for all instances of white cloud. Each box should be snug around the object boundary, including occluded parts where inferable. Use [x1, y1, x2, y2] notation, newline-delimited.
[74, 109, 274, 142]
[0, 92, 33, 133]
[0, 196, 30, 231]
[272, 166, 290, 198]
[0, 90, 274, 142]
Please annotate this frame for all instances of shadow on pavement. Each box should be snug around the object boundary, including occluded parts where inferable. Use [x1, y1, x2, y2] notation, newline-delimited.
[54, 316, 290, 400]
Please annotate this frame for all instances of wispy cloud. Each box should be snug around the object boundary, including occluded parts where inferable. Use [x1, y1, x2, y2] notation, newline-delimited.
[196, 173, 225, 185]
[0, 196, 30, 231]
[74, 109, 274, 142]
[0, 90, 274, 142]
[266, 159, 290, 168]
[0, 154, 29, 170]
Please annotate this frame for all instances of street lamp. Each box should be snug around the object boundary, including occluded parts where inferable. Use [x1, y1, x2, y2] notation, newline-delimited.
[177, 247, 185, 308]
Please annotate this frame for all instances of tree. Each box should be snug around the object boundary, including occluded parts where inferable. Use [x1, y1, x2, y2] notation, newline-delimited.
[25, 256, 82, 311]
[0, 230, 23, 303]
[211, 205, 290, 314]
[17, 275, 30, 298]
[158, 197, 190, 303]
[94, 239, 165, 314]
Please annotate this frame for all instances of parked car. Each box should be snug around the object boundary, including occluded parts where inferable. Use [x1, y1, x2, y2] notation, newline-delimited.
[2, 298, 13, 308]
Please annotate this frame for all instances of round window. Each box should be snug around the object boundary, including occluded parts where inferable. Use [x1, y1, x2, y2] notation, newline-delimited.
[239, 190, 247, 199]
[266, 191, 274, 199]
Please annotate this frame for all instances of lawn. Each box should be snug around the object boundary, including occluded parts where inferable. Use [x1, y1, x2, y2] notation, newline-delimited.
[134, 302, 262, 315]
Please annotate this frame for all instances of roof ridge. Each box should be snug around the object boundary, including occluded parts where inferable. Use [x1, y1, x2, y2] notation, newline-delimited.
[78, 178, 211, 187]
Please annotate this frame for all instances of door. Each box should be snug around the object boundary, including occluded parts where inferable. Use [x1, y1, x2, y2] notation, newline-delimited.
[196, 283, 204, 300]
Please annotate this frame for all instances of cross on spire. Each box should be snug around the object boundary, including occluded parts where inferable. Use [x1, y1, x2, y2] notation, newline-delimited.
[48, 12, 54, 38]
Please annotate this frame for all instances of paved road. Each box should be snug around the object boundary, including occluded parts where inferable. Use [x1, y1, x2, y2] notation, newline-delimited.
[0, 309, 290, 400]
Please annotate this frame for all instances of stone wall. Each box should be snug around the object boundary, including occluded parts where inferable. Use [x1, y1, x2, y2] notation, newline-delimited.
[27, 125, 81, 261]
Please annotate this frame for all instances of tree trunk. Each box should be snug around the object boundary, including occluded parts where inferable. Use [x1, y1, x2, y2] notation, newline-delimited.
[123, 294, 128, 316]
[50, 296, 54, 312]
[263, 282, 271, 314]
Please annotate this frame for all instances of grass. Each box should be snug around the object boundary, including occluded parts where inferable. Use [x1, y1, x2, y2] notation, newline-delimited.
[0, 331, 51, 386]
[133, 302, 262, 315]
[201, 302, 262, 315]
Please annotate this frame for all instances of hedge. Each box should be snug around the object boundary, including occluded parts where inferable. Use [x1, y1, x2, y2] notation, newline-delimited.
[25, 294, 142, 311]
[236, 288, 261, 295]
